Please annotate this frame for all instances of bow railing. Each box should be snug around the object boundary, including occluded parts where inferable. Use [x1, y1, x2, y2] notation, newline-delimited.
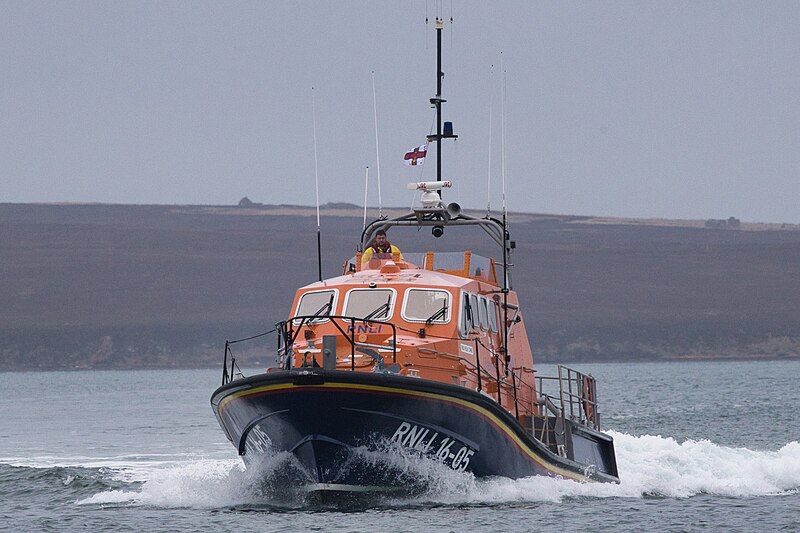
[276, 314, 398, 372]
[220, 315, 399, 386]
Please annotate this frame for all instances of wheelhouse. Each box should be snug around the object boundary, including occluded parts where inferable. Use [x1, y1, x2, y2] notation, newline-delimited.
[292, 250, 505, 337]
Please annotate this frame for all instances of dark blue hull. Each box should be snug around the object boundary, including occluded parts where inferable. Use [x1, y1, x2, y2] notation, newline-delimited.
[211, 370, 618, 492]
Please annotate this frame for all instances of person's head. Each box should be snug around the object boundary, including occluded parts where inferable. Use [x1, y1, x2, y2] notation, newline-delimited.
[374, 230, 388, 247]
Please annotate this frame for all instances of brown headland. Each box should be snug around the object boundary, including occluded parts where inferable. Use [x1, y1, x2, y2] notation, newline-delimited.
[2, 202, 798, 370]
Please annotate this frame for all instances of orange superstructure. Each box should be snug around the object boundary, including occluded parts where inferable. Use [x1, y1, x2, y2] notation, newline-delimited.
[281, 251, 537, 423]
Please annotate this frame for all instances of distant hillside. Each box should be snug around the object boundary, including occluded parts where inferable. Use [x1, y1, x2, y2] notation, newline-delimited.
[1, 202, 799, 370]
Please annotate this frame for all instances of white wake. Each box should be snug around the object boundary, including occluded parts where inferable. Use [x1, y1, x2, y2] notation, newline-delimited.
[59, 432, 800, 508]
[425, 432, 800, 505]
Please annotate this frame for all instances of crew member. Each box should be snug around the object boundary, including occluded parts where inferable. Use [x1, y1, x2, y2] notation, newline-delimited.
[361, 229, 403, 265]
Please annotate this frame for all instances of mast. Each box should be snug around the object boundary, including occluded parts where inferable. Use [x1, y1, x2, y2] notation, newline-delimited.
[427, 17, 457, 196]
[436, 19, 442, 188]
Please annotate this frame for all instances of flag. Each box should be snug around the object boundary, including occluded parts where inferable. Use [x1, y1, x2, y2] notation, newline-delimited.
[403, 144, 428, 166]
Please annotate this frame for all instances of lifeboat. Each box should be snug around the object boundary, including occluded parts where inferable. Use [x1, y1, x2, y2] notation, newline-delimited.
[210, 18, 619, 497]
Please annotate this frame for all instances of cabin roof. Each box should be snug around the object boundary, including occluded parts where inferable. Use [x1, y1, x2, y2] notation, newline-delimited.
[297, 250, 501, 294]
[299, 264, 477, 292]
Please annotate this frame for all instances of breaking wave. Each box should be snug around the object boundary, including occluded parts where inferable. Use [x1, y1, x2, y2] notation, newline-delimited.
[420, 432, 800, 505]
[6, 432, 798, 509]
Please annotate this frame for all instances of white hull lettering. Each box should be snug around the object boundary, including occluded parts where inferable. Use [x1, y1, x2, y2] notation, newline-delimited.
[389, 421, 475, 472]
[391, 421, 412, 443]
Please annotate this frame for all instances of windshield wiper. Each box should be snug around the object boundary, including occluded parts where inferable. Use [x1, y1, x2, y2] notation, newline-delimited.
[309, 295, 333, 320]
[425, 303, 448, 325]
[362, 296, 392, 322]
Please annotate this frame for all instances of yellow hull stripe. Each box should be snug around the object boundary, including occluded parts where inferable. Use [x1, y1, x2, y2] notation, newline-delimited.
[218, 380, 590, 482]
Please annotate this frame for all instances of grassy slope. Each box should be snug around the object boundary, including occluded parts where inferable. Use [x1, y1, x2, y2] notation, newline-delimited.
[1, 203, 799, 370]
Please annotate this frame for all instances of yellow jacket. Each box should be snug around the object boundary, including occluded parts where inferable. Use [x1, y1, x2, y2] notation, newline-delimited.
[361, 244, 403, 264]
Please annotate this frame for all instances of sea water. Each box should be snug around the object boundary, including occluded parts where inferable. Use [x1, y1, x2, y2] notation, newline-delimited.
[1, 361, 798, 531]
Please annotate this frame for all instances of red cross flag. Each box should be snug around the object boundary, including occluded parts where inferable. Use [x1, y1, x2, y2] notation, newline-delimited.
[403, 144, 428, 166]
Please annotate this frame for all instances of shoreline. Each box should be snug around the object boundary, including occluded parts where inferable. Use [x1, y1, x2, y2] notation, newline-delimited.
[3, 353, 798, 373]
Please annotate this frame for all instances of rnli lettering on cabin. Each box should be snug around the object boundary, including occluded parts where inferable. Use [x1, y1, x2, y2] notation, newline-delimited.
[346, 323, 383, 334]
[403, 143, 428, 166]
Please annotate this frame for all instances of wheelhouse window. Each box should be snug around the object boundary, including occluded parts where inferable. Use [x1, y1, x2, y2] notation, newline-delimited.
[343, 288, 395, 320]
[460, 291, 484, 337]
[470, 294, 480, 329]
[295, 289, 336, 323]
[460, 292, 471, 337]
[478, 297, 489, 330]
[488, 299, 499, 332]
[402, 289, 451, 323]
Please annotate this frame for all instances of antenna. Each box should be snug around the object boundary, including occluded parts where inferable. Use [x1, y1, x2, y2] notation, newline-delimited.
[312, 87, 322, 282]
[486, 64, 494, 217]
[449, 0, 454, 48]
[425, 0, 429, 50]
[500, 53, 507, 214]
[362, 166, 369, 233]
[371, 71, 383, 218]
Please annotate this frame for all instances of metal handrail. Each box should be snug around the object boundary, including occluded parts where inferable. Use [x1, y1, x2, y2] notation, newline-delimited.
[220, 324, 598, 437]
[415, 342, 542, 424]
[220, 321, 568, 434]
[415, 342, 534, 416]
[222, 328, 278, 386]
[220, 316, 398, 386]
[277, 314, 398, 372]
[534, 365, 600, 431]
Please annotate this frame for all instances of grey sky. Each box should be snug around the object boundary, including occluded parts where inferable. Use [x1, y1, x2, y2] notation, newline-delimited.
[1, 1, 798, 222]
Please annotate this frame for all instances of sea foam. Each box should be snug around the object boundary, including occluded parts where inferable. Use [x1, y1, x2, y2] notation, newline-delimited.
[425, 432, 800, 505]
[68, 432, 800, 508]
